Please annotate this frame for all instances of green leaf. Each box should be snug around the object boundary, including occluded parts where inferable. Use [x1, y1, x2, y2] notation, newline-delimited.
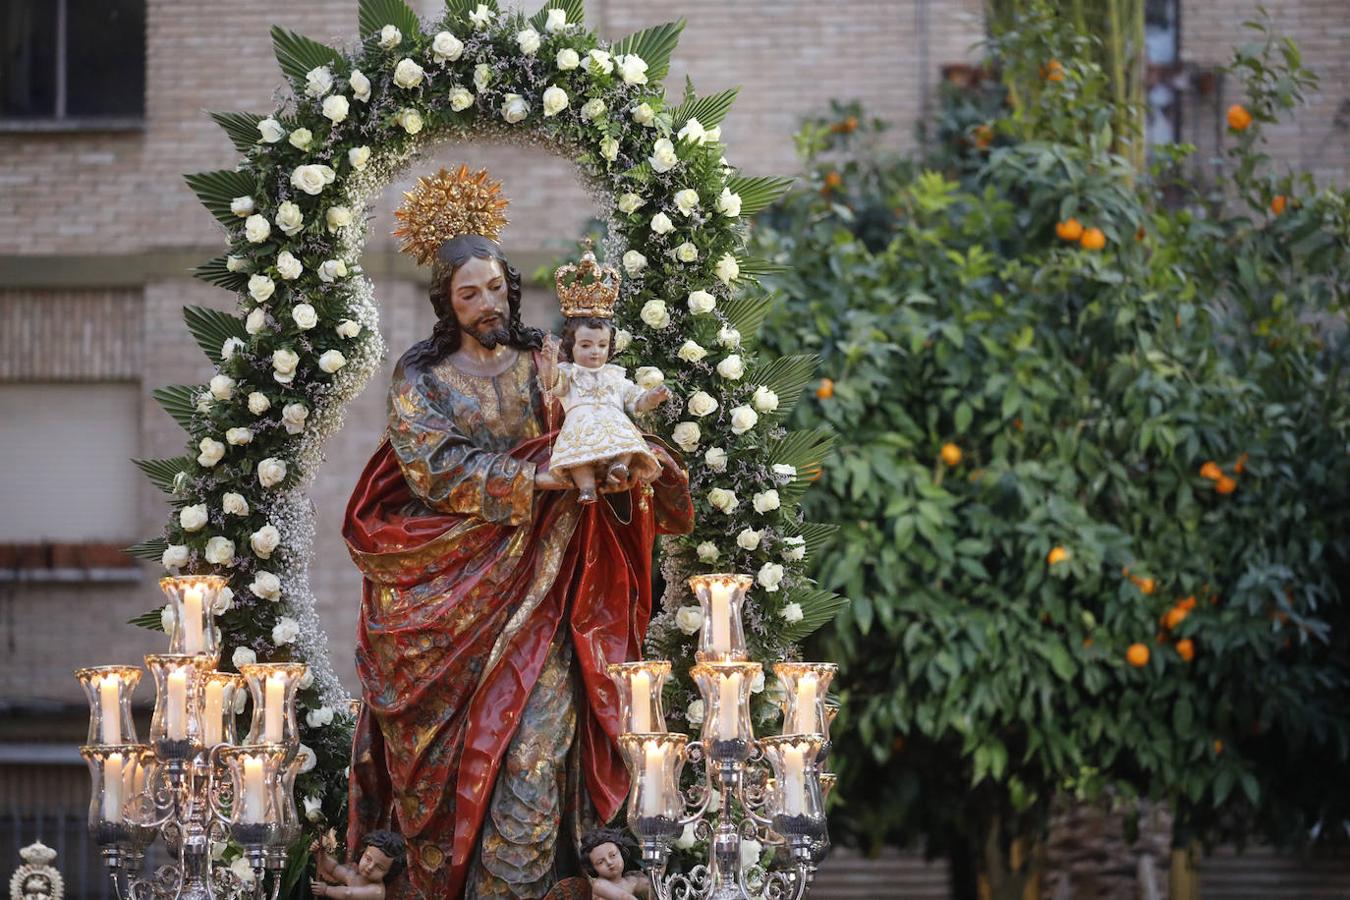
[753, 355, 819, 418]
[184, 306, 247, 366]
[528, 0, 584, 33]
[723, 293, 774, 345]
[271, 26, 344, 86]
[797, 522, 838, 559]
[124, 537, 169, 561]
[767, 427, 833, 472]
[358, 0, 420, 40]
[193, 255, 250, 292]
[208, 111, 266, 154]
[612, 20, 685, 85]
[133, 456, 192, 494]
[671, 87, 739, 132]
[734, 255, 791, 278]
[780, 589, 849, 642]
[1041, 642, 1076, 681]
[727, 175, 795, 218]
[129, 608, 167, 631]
[183, 169, 261, 226]
[446, 0, 499, 26]
[152, 387, 203, 432]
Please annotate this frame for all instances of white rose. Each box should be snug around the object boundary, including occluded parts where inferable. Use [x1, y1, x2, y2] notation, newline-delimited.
[545, 8, 568, 33]
[717, 187, 742, 217]
[501, 94, 530, 124]
[639, 299, 669, 328]
[230, 196, 255, 217]
[632, 102, 656, 126]
[225, 255, 249, 273]
[326, 205, 353, 232]
[282, 402, 309, 434]
[706, 125, 723, 143]
[737, 528, 763, 550]
[674, 189, 700, 216]
[275, 250, 303, 280]
[634, 367, 665, 390]
[757, 562, 785, 592]
[318, 258, 348, 283]
[473, 63, 491, 92]
[678, 117, 707, 144]
[378, 24, 401, 48]
[780, 602, 804, 623]
[586, 49, 614, 75]
[306, 706, 335, 728]
[162, 544, 189, 570]
[394, 58, 424, 89]
[204, 536, 235, 566]
[397, 108, 423, 134]
[650, 212, 674, 235]
[718, 325, 742, 348]
[257, 457, 287, 488]
[617, 192, 646, 214]
[432, 31, 464, 63]
[179, 504, 208, 532]
[556, 48, 580, 70]
[678, 341, 708, 364]
[347, 145, 371, 171]
[349, 70, 371, 102]
[687, 290, 716, 315]
[288, 127, 313, 151]
[319, 349, 347, 373]
[740, 838, 763, 870]
[752, 385, 779, 413]
[225, 426, 253, 446]
[674, 242, 699, 263]
[298, 669, 313, 690]
[197, 390, 213, 414]
[730, 405, 759, 434]
[290, 164, 331, 196]
[468, 3, 494, 28]
[245, 307, 267, 335]
[623, 250, 648, 275]
[291, 303, 318, 330]
[672, 422, 700, 452]
[696, 541, 720, 562]
[707, 487, 738, 513]
[336, 319, 362, 339]
[750, 669, 765, 693]
[229, 856, 256, 887]
[675, 606, 704, 635]
[449, 87, 474, 111]
[753, 489, 781, 513]
[613, 329, 632, 352]
[674, 822, 698, 850]
[247, 274, 276, 303]
[256, 117, 285, 143]
[296, 744, 317, 773]
[272, 348, 299, 382]
[782, 536, 806, 561]
[649, 138, 678, 173]
[222, 492, 249, 516]
[772, 463, 797, 480]
[213, 587, 234, 615]
[304, 65, 334, 98]
[197, 437, 225, 467]
[250, 524, 281, 558]
[244, 214, 271, 243]
[321, 94, 349, 124]
[704, 447, 728, 472]
[247, 392, 270, 415]
[599, 136, 619, 162]
[686, 699, 705, 725]
[715, 253, 740, 284]
[516, 28, 541, 56]
[272, 616, 300, 646]
[616, 53, 648, 85]
[232, 646, 257, 669]
[581, 98, 606, 121]
[209, 373, 236, 400]
[542, 85, 568, 117]
[250, 571, 281, 601]
[716, 354, 745, 380]
[303, 795, 324, 823]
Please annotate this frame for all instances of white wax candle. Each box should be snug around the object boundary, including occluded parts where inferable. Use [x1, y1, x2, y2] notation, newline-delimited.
[793, 673, 818, 735]
[166, 670, 188, 740]
[183, 587, 205, 654]
[639, 742, 667, 818]
[781, 745, 806, 817]
[716, 672, 742, 741]
[709, 584, 733, 654]
[264, 674, 286, 743]
[242, 756, 266, 824]
[630, 671, 652, 734]
[99, 674, 122, 744]
[102, 753, 124, 823]
[203, 680, 225, 746]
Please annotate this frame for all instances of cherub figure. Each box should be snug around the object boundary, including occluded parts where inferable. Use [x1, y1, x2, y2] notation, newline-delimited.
[309, 830, 406, 900]
[579, 828, 649, 900]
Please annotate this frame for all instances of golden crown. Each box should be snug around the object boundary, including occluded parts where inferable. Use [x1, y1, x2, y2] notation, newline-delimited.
[555, 240, 620, 319]
[392, 165, 510, 266]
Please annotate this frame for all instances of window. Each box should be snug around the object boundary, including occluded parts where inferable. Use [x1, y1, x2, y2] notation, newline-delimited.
[1145, 0, 1181, 146]
[1, 0, 146, 129]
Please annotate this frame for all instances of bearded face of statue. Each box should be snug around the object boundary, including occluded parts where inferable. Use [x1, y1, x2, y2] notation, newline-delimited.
[22, 873, 53, 900]
[448, 255, 512, 350]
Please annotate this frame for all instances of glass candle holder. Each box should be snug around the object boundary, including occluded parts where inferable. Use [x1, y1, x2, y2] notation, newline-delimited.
[200, 672, 244, 748]
[76, 665, 142, 745]
[691, 661, 761, 762]
[606, 660, 671, 735]
[619, 733, 688, 843]
[161, 575, 228, 663]
[688, 573, 753, 662]
[145, 654, 210, 760]
[274, 754, 304, 849]
[773, 662, 837, 738]
[819, 772, 837, 802]
[759, 734, 828, 851]
[239, 663, 307, 753]
[81, 745, 156, 848]
[218, 745, 289, 848]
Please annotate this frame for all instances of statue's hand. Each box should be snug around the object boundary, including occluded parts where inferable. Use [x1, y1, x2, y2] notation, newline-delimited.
[535, 466, 572, 491]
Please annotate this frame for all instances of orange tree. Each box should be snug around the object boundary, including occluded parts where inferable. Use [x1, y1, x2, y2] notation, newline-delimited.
[752, 6, 1350, 895]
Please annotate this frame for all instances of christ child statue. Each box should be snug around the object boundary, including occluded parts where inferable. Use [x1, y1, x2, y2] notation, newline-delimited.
[310, 830, 406, 900]
[579, 828, 650, 900]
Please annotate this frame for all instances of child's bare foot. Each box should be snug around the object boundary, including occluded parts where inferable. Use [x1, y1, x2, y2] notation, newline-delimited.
[578, 486, 599, 504]
[606, 461, 630, 484]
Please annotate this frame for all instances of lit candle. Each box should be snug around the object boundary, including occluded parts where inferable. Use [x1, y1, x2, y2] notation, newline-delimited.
[264, 673, 286, 743]
[630, 671, 652, 734]
[103, 753, 124, 823]
[183, 587, 205, 654]
[639, 741, 667, 818]
[781, 745, 806, 817]
[203, 679, 225, 746]
[793, 673, 818, 735]
[716, 671, 742, 741]
[166, 669, 188, 740]
[242, 756, 266, 824]
[99, 674, 122, 744]
[709, 583, 733, 655]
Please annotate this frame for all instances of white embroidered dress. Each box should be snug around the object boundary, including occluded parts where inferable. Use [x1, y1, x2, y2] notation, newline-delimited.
[548, 362, 657, 471]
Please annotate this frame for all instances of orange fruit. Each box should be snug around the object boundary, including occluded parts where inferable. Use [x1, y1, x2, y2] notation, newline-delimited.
[1199, 461, 1223, 481]
[823, 171, 843, 190]
[940, 442, 962, 466]
[892, 735, 906, 752]
[1233, 452, 1249, 475]
[1056, 218, 1084, 241]
[1179, 596, 1197, 611]
[1047, 546, 1070, 566]
[1044, 59, 1065, 82]
[815, 378, 835, 399]
[1176, 638, 1195, 662]
[1213, 739, 1224, 755]
[1226, 104, 1253, 131]
[1135, 577, 1157, 595]
[1126, 643, 1150, 667]
[1215, 476, 1238, 495]
[1079, 227, 1107, 250]
[1270, 194, 1287, 215]
[1083, 636, 1094, 647]
[973, 123, 993, 149]
[830, 116, 859, 134]
[1135, 225, 1147, 242]
[1163, 606, 1189, 630]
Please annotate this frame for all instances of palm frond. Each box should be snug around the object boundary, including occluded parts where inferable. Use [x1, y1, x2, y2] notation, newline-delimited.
[183, 170, 261, 226]
[359, 0, 420, 41]
[208, 111, 265, 155]
[184, 306, 247, 366]
[124, 537, 169, 561]
[132, 456, 192, 494]
[752, 355, 819, 418]
[671, 87, 739, 131]
[528, 0, 584, 32]
[152, 387, 203, 432]
[193, 256, 250, 292]
[271, 26, 345, 86]
[726, 175, 795, 218]
[780, 588, 849, 642]
[611, 20, 684, 84]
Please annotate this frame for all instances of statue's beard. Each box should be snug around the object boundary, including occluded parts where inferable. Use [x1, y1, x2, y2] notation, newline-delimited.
[462, 314, 511, 350]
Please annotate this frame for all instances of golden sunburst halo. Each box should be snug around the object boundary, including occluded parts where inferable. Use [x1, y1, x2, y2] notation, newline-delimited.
[392, 165, 510, 266]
